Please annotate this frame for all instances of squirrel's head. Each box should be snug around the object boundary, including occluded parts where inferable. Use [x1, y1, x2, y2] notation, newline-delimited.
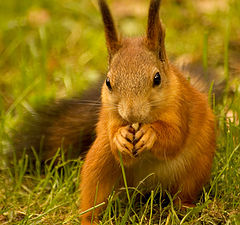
[98, 0, 177, 124]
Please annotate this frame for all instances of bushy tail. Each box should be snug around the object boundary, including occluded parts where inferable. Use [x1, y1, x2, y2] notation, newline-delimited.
[10, 83, 102, 162]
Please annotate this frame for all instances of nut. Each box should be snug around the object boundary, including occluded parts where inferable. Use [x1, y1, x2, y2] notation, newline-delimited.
[132, 123, 139, 132]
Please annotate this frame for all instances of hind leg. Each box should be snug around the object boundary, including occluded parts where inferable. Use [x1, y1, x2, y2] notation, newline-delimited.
[172, 179, 198, 209]
[172, 166, 212, 209]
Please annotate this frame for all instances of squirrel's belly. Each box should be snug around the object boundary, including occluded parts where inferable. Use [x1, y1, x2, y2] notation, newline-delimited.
[127, 150, 189, 191]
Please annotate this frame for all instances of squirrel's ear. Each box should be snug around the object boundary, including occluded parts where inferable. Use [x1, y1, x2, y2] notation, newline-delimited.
[98, 0, 121, 60]
[146, 0, 166, 61]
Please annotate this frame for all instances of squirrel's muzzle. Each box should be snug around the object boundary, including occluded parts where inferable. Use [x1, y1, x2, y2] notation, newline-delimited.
[118, 99, 150, 123]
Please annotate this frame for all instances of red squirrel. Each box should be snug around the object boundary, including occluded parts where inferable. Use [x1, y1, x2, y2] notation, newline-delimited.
[80, 0, 216, 224]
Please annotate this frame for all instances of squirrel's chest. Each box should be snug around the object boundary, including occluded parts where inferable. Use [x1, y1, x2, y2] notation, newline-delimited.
[126, 151, 187, 190]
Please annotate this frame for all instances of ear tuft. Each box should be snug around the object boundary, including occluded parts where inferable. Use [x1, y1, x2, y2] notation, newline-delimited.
[147, 0, 161, 43]
[98, 0, 121, 59]
[146, 0, 166, 61]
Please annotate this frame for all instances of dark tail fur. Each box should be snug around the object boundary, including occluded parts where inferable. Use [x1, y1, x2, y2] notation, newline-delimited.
[10, 82, 102, 162]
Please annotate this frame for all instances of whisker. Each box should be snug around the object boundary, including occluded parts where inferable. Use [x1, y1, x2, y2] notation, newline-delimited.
[77, 103, 101, 106]
[76, 100, 101, 103]
[149, 98, 169, 106]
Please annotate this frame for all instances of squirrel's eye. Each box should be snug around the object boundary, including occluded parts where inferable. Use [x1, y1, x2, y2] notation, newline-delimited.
[153, 72, 161, 86]
[106, 77, 112, 91]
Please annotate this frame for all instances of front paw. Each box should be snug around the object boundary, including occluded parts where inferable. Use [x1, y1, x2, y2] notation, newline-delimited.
[133, 124, 157, 156]
[113, 125, 135, 165]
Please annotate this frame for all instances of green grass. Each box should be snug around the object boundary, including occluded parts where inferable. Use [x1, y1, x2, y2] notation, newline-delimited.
[0, 0, 240, 224]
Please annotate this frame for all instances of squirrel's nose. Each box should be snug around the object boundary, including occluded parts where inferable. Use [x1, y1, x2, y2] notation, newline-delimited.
[118, 101, 149, 123]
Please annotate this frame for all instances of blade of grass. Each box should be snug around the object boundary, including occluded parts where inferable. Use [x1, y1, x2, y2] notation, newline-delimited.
[79, 202, 106, 216]
[118, 151, 130, 204]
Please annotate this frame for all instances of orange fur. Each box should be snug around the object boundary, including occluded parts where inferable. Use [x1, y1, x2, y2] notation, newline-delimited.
[80, 0, 216, 224]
